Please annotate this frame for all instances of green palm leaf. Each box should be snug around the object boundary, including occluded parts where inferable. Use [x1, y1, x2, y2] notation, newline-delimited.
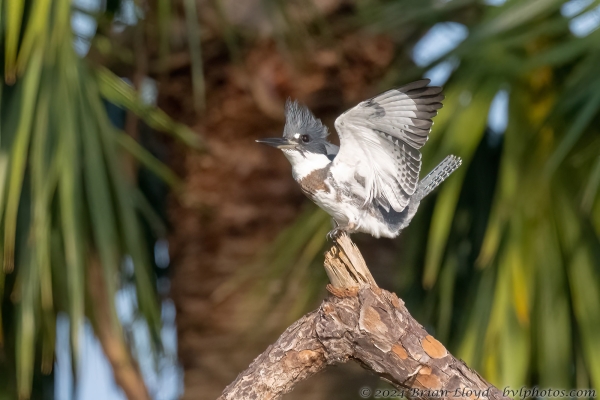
[0, 0, 197, 397]
[254, 0, 600, 392]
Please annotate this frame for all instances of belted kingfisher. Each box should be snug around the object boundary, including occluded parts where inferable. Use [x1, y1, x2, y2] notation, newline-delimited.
[257, 79, 461, 239]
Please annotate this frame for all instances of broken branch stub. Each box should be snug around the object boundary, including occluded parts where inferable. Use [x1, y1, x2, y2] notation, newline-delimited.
[218, 233, 509, 400]
[323, 233, 377, 289]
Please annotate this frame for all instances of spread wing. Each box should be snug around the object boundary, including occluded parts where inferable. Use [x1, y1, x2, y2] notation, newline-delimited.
[332, 79, 443, 212]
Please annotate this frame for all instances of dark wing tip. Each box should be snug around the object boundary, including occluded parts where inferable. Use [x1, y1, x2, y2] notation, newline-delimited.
[397, 79, 432, 93]
[412, 78, 432, 86]
[411, 118, 434, 128]
[406, 86, 443, 97]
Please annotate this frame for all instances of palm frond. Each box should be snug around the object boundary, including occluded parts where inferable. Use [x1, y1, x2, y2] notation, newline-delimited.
[0, 0, 197, 396]
[254, 0, 600, 391]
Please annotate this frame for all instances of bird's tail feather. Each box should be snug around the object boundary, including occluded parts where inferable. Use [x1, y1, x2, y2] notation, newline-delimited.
[417, 155, 462, 199]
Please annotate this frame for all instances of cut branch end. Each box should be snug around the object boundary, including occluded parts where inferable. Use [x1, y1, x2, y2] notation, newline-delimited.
[324, 233, 377, 289]
[219, 233, 508, 400]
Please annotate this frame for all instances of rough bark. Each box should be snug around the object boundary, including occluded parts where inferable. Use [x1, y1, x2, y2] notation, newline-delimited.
[219, 234, 509, 400]
[165, 31, 397, 400]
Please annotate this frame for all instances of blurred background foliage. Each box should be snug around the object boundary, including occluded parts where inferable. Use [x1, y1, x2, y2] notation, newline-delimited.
[1, 0, 600, 399]
[0, 0, 197, 398]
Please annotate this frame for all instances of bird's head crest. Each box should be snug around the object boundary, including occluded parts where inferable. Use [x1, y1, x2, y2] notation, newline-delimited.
[283, 99, 329, 141]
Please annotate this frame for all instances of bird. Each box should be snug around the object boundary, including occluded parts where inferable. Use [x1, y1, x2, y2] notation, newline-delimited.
[257, 79, 462, 239]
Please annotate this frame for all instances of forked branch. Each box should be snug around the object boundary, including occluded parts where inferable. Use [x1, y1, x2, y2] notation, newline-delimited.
[218, 233, 508, 400]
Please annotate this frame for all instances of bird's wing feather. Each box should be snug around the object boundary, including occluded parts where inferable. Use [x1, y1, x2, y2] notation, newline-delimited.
[332, 79, 443, 211]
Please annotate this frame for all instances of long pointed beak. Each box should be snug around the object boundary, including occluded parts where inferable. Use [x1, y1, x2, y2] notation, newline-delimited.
[256, 137, 295, 149]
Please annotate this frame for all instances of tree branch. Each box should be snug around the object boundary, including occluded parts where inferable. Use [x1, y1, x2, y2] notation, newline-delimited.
[219, 233, 509, 400]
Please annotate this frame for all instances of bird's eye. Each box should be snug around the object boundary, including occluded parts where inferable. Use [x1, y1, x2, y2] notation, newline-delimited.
[301, 134, 310, 143]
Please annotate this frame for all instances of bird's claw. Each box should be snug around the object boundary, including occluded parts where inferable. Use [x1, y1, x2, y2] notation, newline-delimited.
[326, 227, 345, 241]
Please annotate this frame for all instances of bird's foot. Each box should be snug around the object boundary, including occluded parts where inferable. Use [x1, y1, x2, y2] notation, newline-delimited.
[326, 222, 356, 241]
[326, 227, 345, 241]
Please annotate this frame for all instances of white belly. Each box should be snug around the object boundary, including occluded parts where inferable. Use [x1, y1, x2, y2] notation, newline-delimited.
[290, 159, 401, 238]
[310, 189, 399, 238]
[310, 190, 350, 225]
